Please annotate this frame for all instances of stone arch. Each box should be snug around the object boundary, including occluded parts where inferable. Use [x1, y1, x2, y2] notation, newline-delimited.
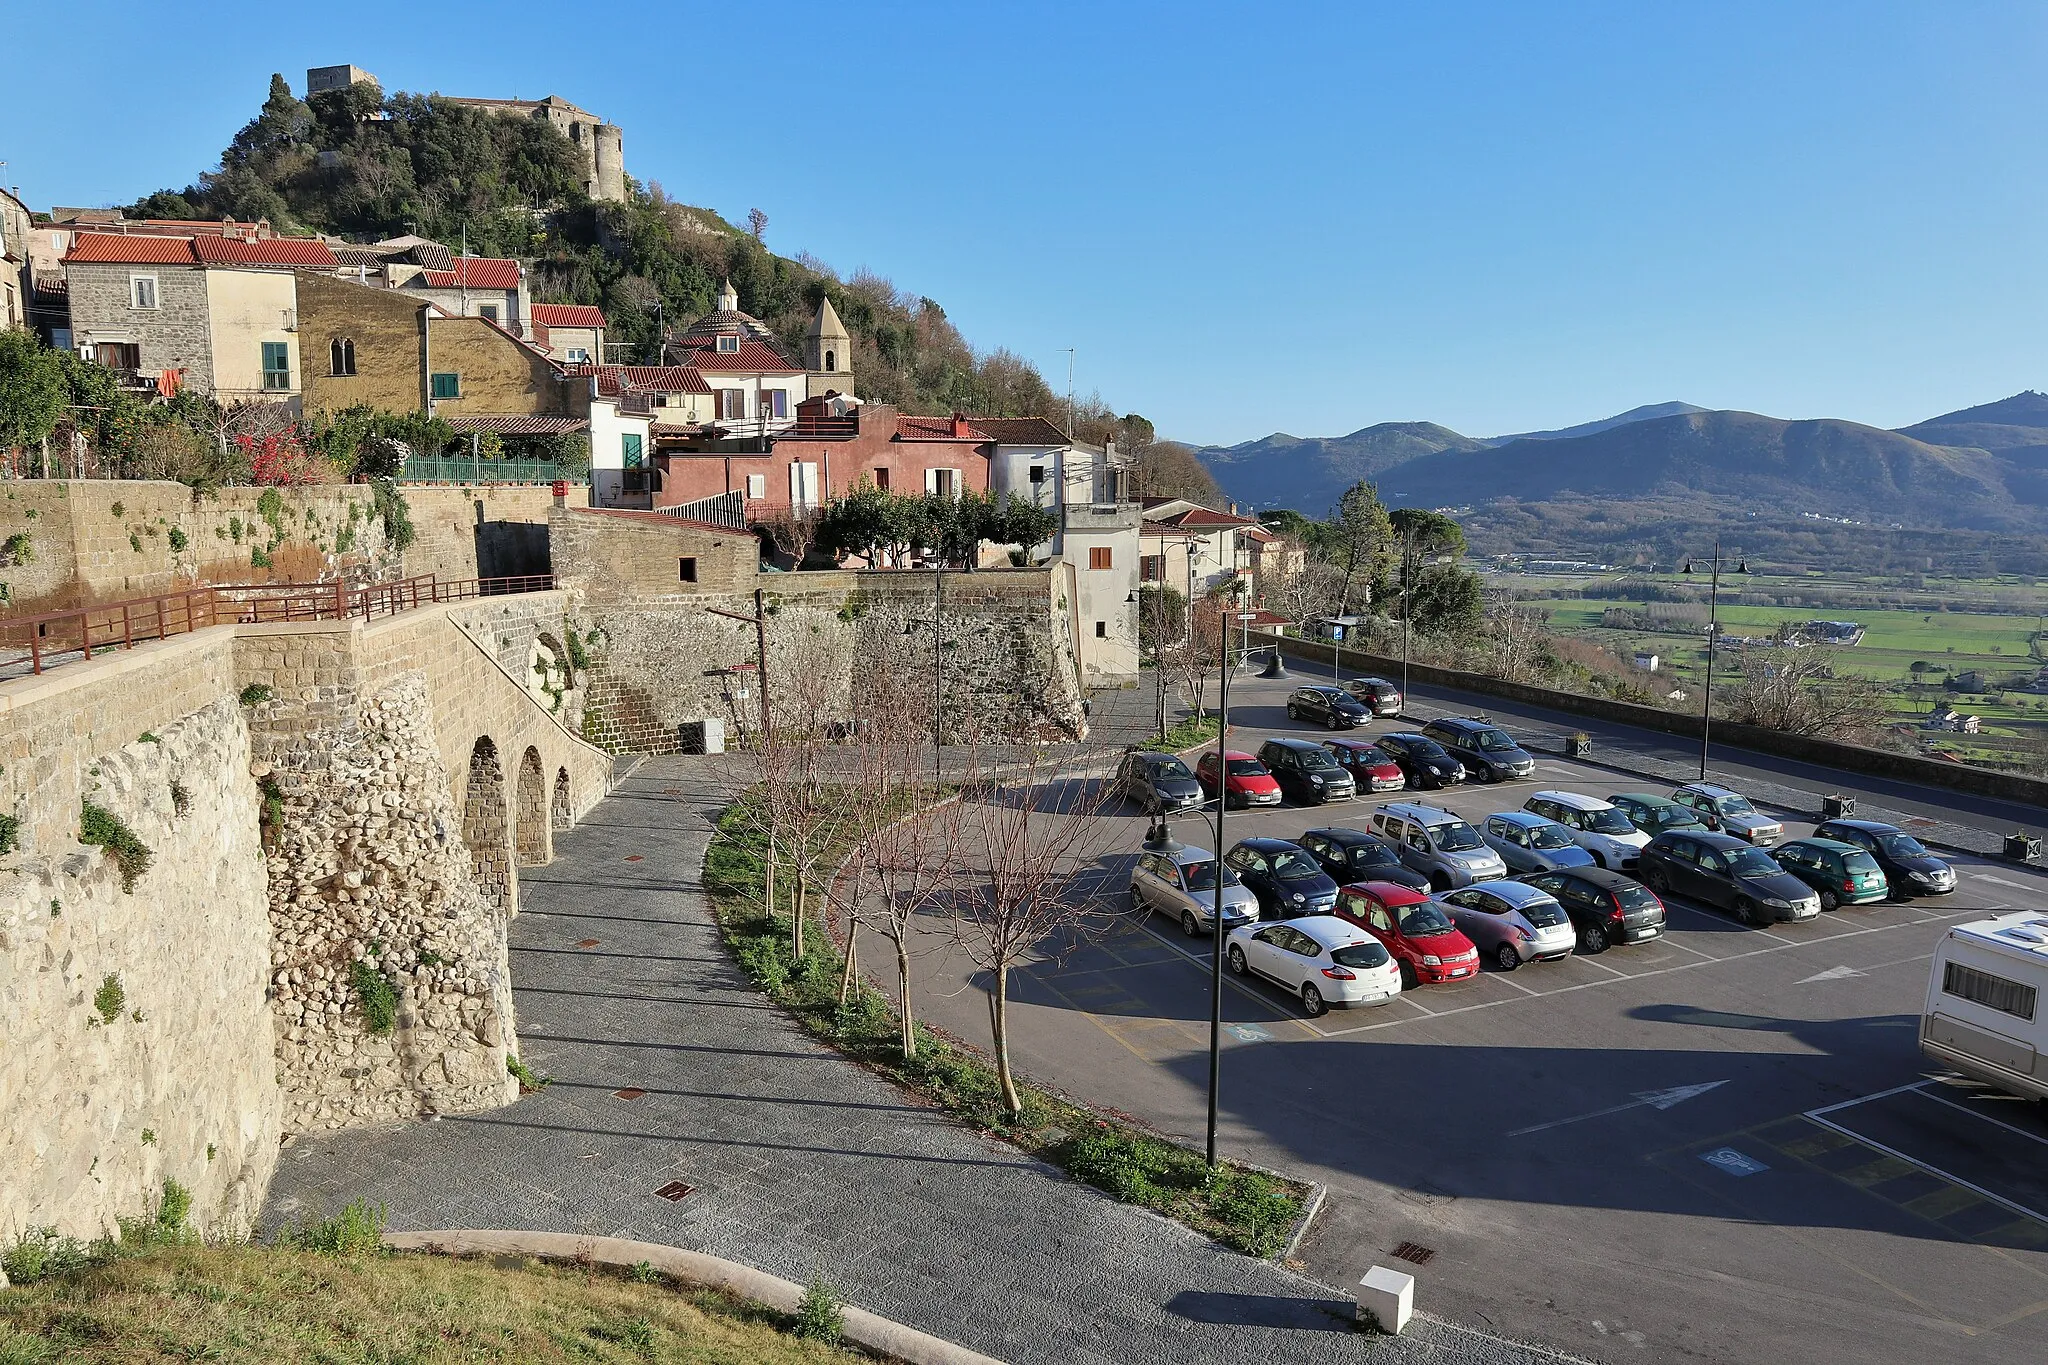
[515, 745, 549, 867]
[552, 767, 572, 832]
[463, 736, 513, 914]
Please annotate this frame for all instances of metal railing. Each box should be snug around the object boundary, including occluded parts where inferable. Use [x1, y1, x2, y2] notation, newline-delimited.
[1, 574, 555, 678]
[398, 455, 574, 485]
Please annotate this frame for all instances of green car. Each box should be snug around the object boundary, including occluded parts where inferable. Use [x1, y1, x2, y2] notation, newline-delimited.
[1771, 838, 1889, 909]
[1608, 793, 1711, 838]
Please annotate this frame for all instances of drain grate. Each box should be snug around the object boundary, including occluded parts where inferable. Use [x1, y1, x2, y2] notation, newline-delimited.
[653, 1180, 694, 1202]
[576, 939, 601, 948]
[613, 1088, 647, 1101]
[1391, 1241, 1436, 1266]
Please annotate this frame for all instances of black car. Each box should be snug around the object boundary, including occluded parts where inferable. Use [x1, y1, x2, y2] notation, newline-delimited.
[1419, 716, 1536, 783]
[1223, 838, 1341, 919]
[1520, 867, 1667, 953]
[1374, 732, 1467, 790]
[1344, 675, 1404, 717]
[1113, 750, 1206, 815]
[1812, 819, 1958, 898]
[1295, 827, 1433, 892]
[1286, 685, 1371, 730]
[1255, 738, 1357, 805]
[1637, 831, 1820, 926]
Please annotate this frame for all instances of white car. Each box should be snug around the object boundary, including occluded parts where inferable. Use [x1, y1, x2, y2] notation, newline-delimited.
[1523, 790, 1651, 871]
[1226, 915, 1402, 1016]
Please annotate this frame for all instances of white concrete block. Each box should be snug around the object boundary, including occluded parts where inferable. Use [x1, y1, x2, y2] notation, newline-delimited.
[1357, 1264, 1415, 1335]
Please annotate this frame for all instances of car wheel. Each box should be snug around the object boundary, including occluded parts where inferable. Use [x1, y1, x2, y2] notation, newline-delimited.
[1128, 886, 1143, 913]
[1398, 960, 1418, 990]
[1329, 715, 1344, 731]
[1819, 888, 1840, 912]
[1496, 944, 1521, 972]
[1180, 910, 1200, 938]
[1735, 896, 1762, 927]
[1590, 850, 1609, 869]
[1580, 921, 1611, 954]
[1300, 982, 1327, 1017]
[1641, 865, 1665, 894]
[1287, 705, 1300, 720]
[1228, 945, 1249, 976]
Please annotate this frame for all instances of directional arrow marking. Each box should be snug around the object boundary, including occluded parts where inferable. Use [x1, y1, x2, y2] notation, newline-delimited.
[1507, 1080, 1728, 1136]
[1798, 965, 1868, 984]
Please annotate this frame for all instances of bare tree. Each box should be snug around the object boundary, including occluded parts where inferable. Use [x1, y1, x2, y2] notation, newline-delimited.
[1724, 648, 1890, 740]
[747, 207, 769, 242]
[1258, 555, 1346, 633]
[1482, 591, 1551, 682]
[761, 504, 826, 568]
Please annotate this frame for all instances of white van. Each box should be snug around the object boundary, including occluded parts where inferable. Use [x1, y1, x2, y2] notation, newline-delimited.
[1921, 912, 2048, 1101]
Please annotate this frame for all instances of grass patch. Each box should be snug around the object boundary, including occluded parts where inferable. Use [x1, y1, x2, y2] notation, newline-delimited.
[79, 801, 152, 892]
[507, 1054, 551, 1092]
[348, 960, 398, 1035]
[1142, 712, 1224, 753]
[0, 1240, 865, 1363]
[703, 800, 1305, 1257]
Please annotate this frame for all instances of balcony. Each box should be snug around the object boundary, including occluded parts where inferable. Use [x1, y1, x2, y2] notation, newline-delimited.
[1061, 501, 1143, 532]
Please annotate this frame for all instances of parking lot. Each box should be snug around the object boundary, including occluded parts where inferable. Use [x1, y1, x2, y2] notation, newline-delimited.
[896, 674, 2048, 1365]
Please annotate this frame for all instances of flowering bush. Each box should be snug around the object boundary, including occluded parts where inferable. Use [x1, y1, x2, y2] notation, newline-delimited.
[235, 429, 336, 486]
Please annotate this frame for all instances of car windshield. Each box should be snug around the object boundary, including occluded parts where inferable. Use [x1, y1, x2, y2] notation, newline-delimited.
[1527, 823, 1575, 850]
[1616, 885, 1661, 912]
[1518, 897, 1569, 928]
[1728, 849, 1781, 878]
[1430, 821, 1484, 853]
[1225, 759, 1266, 776]
[1398, 904, 1455, 936]
[1331, 940, 1391, 968]
[1845, 850, 1884, 875]
[1272, 851, 1325, 881]
[1180, 860, 1239, 891]
[1651, 808, 1697, 830]
[1350, 844, 1399, 868]
[1474, 729, 1517, 751]
[1586, 807, 1636, 835]
[1298, 749, 1339, 771]
[1358, 747, 1392, 764]
[1150, 756, 1193, 779]
[1876, 833, 1929, 859]
[1714, 794, 1755, 816]
[1406, 738, 1450, 759]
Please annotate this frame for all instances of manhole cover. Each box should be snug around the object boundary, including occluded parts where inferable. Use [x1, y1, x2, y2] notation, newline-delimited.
[613, 1088, 647, 1101]
[1391, 1241, 1436, 1266]
[653, 1181, 694, 1202]
[576, 939, 601, 948]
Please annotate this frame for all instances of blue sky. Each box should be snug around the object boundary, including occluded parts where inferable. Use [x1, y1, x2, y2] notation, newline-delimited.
[7, 2, 2044, 445]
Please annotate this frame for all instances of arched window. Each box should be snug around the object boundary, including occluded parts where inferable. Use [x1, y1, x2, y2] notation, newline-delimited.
[330, 337, 356, 376]
[823, 349, 836, 371]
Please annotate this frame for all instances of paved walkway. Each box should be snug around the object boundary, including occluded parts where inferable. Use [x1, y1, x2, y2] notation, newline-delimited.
[263, 754, 1584, 1365]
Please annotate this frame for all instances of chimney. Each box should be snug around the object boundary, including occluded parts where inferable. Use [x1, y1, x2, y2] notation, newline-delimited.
[951, 412, 973, 438]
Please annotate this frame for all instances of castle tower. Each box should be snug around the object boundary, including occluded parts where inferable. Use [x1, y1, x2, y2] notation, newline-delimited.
[806, 294, 851, 389]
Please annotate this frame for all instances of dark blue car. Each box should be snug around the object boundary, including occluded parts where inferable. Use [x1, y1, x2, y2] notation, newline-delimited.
[1223, 838, 1341, 919]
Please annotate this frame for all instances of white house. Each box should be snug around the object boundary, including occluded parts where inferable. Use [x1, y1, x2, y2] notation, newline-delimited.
[587, 379, 656, 510]
[1140, 497, 1258, 598]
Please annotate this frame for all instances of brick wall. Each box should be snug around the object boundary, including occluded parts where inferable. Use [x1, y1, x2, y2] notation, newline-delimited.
[66, 261, 215, 391]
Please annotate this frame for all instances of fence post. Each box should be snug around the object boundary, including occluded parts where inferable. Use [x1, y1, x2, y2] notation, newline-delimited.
[122, 603, 133, 650]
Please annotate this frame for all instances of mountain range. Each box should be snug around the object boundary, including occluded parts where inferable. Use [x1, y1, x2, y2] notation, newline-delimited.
[1194, 392, 2048, 536]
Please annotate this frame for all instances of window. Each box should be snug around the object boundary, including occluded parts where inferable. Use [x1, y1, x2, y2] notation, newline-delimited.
[1943, 961, 2037, 1021]
[719, 389, 745, 420]
[621, 469, 649, 493]
[479, 304, 499, 325]
[790, 461, 821, 508]
[1140, 554, 1164, 583]
[762, 388, 788, 419]
[874, 468, 890, 491]
[717, 335, 740, 353]
[1089, 546, 1113, 570]
[129, 275, 158, 309]
[566, 346, 589, 363]
[678, 557, 698, 584]
[329, 337, 356, 376]
[745, 473, 766, 500]
[622, 433, 644, 469]
[261, 342, 292, 391]
[927, 468, 959, 499]
[823, 349, 835, 371]
[431, 372, 461, 400]
[1094, 621, 1107, 638]
[1029, 465, 1046, 484]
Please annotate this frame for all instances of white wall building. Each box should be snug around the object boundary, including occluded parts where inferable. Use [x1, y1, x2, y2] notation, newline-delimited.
[587, 384, 656, 510]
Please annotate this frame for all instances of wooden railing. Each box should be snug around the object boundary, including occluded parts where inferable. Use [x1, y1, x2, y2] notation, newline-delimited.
[1, 575, 555, 677]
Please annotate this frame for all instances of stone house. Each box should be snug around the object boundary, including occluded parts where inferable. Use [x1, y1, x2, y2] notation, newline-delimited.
[657, 280, 823, 435]
[531, 303, 605, 364]
[1, 185, 33, 332]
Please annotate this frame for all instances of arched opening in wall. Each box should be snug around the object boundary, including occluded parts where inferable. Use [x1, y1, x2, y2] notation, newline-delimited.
[552, 768, 572, 832]
[463, 737, 514, 915]
[515, 746, 549, 867]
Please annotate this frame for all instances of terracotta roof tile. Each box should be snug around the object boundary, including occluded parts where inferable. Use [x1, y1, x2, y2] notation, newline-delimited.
[595, 365, 711, 396]
[894, 416, 987, 442]
[532, 302, 606, 329]
[964, 416, 1070, 445]
[688, 340, 804, 373]
[441, 415, 589, 435]
[63, 233, 198, 264]
[192, 236, 339, 266]
[420, 257, 522, 290]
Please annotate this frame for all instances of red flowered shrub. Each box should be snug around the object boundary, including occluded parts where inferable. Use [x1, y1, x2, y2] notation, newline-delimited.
[234, 428, 336, 486]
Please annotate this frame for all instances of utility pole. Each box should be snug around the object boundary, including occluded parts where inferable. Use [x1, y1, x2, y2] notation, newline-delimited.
[1207, 602, 1230, 1168]
[1400, 529, 1413, 715]
[460, 222, 469, 319]
[933, 564, 945, 787]
[1684, 541, 1745, 780]
[705, 588, 777, 908]
[1062, 348, 1076, 439]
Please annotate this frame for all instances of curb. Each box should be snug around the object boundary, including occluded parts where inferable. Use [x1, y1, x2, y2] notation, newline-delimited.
[1281, 1181, 1328, 1263]
[384, 1229, 1008, 1365]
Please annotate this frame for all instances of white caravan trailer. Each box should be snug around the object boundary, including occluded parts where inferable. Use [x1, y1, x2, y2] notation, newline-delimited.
[1922, 912, 2048, 1101]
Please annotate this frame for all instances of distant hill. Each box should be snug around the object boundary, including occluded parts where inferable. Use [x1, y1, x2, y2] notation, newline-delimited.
[1194, 422, 1485, 514]
[1483, 401, 1705, 446]
[1895, 390, 2048, 456]
[1903, 390, 2048, 431]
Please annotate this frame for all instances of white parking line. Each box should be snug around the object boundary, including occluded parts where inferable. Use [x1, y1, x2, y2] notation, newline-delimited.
[1802, 1091, 2048, 1229]
[1911, 1087, 2048, 1151]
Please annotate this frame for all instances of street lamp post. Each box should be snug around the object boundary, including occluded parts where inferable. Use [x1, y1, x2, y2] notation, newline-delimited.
[1399, 531, 1413, 717]
[1683, 541, 1746, 780]
[933, 564, 945, 787]
[1205, 606, 1258, 1168]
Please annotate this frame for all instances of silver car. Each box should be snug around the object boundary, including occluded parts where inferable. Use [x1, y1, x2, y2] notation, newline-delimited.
[1482, 811, 1598, 874]
[1669, 783, 1784, 846]
[1129, 843, 1261, 938]
[1434, 880, 1578, 970]
[1523, 790, 1650, 871]
[1369, 802, 1509, 890]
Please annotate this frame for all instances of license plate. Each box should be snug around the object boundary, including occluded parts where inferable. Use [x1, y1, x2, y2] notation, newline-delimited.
[1448, 968, 1469, 977]
[1638, 927, 1660, 937]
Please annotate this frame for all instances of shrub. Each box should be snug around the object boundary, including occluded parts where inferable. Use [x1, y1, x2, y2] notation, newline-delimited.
[349, 960, 398, 1034]
[110, 500, 125, 518]
[0, 813, 19, 856]
[279, 1198, 386, 1255]
[93, 975, 126, 1024]
[129, 533, 143, 553]
[370, 478, 415, 552]
[80, 801, 153, 892]
[793, 1280, 844, 1343]
[628, 1260, 660, 1284]
[169, 782, 191, 816]
[238, 683, 273, 707]
[2, 1229, 99, 1285]
[0, 531, 33, 565]
[166, 527, 188, 552]
[563, 627, 590, 672]
[250, 546, 271, 569]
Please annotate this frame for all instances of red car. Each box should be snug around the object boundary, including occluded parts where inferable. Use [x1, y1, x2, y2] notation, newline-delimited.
[1324, 739, 1405, 793]
[1195, 750, 1283, 809]
[1334, 880, 1481, 984]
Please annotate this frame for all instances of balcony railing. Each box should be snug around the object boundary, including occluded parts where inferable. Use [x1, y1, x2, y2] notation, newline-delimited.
[399, 455, 574, 485]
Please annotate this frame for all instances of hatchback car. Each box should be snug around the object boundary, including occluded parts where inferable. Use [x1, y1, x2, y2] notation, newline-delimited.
[1434, 880, 1577, 970]
[1226, 915, 1402, 1016]
[1522, 791, 1651, 870]
[1482, 811, 1598, 874]
[1296, 827, 1433, 892]
[1374, 732, 1467, 790]
[1195, 750, 1283, 809]
[1256, 738, 1357, 805]
[1420, 716, 1537, 783]
[1520, 867, 1667, 953]
[1128, 843, 1261, 937]
[1637, 831, 1820, 925]
[1286, 685, 1371, 730]
[1370, 802, 1508, 889]
[1344, 675, 1404, 717]
[1112, 750, 1206, 815]
[1334, 881, 1481, 985]
[1225, 838, 1341, 919]
[1772, 837, 1891, 909]
[1669, 784, 1784, 846]
[1324, 739, 1406, 793]
[1812, 819, 1956, 898]
[1608, 793, 1711, 839]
